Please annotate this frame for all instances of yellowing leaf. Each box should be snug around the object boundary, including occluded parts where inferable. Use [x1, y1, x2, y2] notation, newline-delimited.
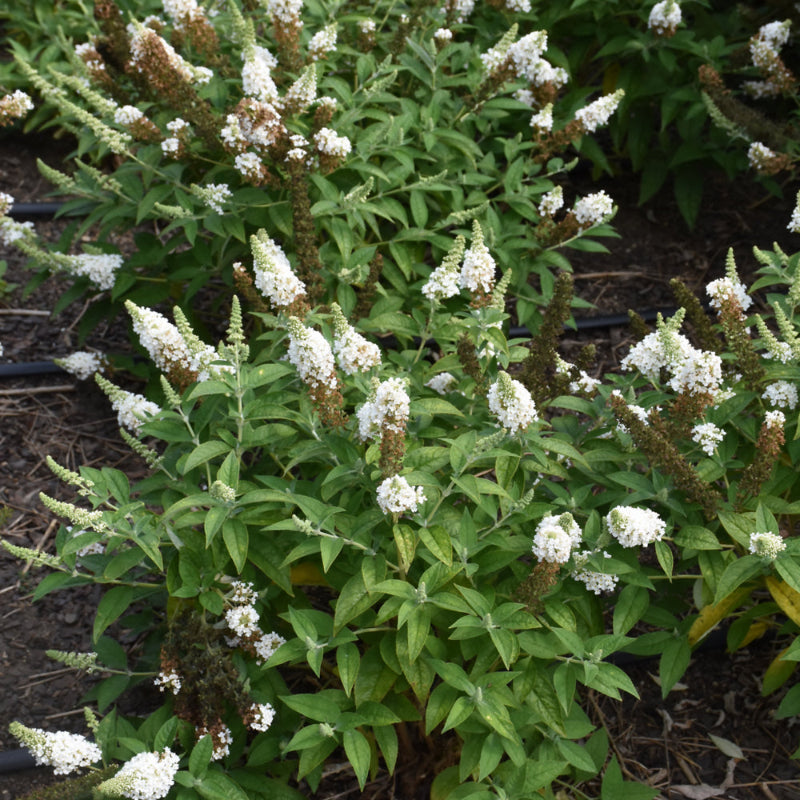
[766, 576, 800, 628]
[688, 585, 751, 647]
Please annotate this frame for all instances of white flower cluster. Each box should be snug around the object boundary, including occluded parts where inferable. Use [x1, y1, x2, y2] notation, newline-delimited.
[691, 422, 725, 456]
[248, 702, 276, 732]
[530, 103, 554, 133]
[242, 46, 279, 104]
[0, 218, 33, 246]
[10, 723, 101, 775]
[128, 24, 212, 85]
[126, 301, 220, 381]
[422, 236, 464, 303]
[228, 580, 258, 606]
[114, 105, 144, 125]
[0, 89, 34, 121]
[0, 191, 14, 215]
[265, 0, 303, 24]
[528, 59, 569, 90]
[764, 339, 793, 363]
[163, 0, 206, 30]
[532, 513, 582, 564]
[191, 182, 231, 214]
[505, 0, 531, 10]
[287, 317, 337, 390]
[571, 550, 618, 594]
[67, 253, 123, 291]
[648, 0, 682, 36]
[621, 319, 723, 398]
[748, 531, 786, 559]
[97, 749, 179, 800]
[507, 31, 549, 81]
[221, 102, 284, 152]
[235, 151, 264, 181]
[286, 133, 310, 164]
[358, 19, 376, 34]
[282, 67, 317, 114]
[376, 474, 426, 515]
[225, 604, 260, 638]
[254, 631, 286, 665]
[748, 141, 777, 171]
[745, 20, 792, 98]
[426, 372, 456, 395]
[197, 725, 233, 761]
[56, 351, 105, 380]
[250, 231, 305, 307]
[154, 670, 182, 695]
[309, 25, 337, 60]
[765, 409, 786, 429]
[706, 275, 752, 313]
[112, 389, 161, 433]
[761, 380, 798, 409]
[606, 506, 666, 548]
[434, 28, 453, 44]
[789, 191, 800, 234]
[460, 222, 496, 295]
[538, 186, 564, 217]
[357, 377, 410, 440]
[332, 305, 381, 375]
[555, 356, 600, 393]
[449, 0, 475, 22]
[574, 90, 624, 133]
[313, 127, 351, 158]
[572, 191, 614, 230]
[488, 372, 538, 434]
[759, 20, 791, 51]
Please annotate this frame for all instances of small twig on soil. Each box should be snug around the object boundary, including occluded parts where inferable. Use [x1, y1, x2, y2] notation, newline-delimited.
[0, 385, 75, 397]
[44, 708, 90, 720]
[573, 271, 648, 280]
[0, 308, 52, 316]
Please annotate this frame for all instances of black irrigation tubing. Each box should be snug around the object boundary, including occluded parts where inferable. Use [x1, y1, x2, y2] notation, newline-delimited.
[8, 202, 65, 219]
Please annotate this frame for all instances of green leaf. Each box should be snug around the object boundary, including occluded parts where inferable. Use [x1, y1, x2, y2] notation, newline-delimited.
[222, 518, 248, 574]
[659, 637, 691, 697]
[334, 572, 374, 634]
[196, 772, 250, 800]
[183, 441, 231, 474]
[714, 555, 764, 604]
[374, 724, 398, 774]
[337, 642, 360, 697]
[655, 540, 673, 578]
[556, 738, 596, 773]
[281, 692, 341, 722]
[613, 584, 649, 636]
[601, 756, 658, 800]
[343, 729, 371, 790]
[189, 735, 213, 779]
[93, 585, 134, 642]
[418, 525, 452, 566]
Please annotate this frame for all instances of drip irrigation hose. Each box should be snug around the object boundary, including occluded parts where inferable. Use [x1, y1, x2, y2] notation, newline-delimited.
[0, 748, 36, 772]
[8, 202, 65, 219]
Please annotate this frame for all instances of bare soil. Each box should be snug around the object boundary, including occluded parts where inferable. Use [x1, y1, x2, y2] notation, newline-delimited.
[0, 131, 799, 799]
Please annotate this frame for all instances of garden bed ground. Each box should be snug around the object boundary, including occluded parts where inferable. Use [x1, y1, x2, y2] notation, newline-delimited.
[1, 131, 800, 799]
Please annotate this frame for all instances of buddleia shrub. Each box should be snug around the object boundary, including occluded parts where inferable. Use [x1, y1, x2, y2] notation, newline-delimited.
[7, 228, 800, 797]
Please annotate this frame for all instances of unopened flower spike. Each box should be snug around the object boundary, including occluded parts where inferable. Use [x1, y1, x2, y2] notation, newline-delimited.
[771, 303, 800, 358]
[224, 295, 250, 362]
[422, 235, 465, 303]
[39, 493, 108, 533]
[45, 455, 94, 496]
[46, 649, 99, 673]
[119, 426, 162, 468]
[754, 314, 793, 363]
[159, 374, 182, 409]
[489, 269, 512, 312]
[1, 539, 62, 569]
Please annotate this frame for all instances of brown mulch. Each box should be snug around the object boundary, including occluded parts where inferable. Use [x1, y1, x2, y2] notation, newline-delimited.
[1, 130, 799, 800]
